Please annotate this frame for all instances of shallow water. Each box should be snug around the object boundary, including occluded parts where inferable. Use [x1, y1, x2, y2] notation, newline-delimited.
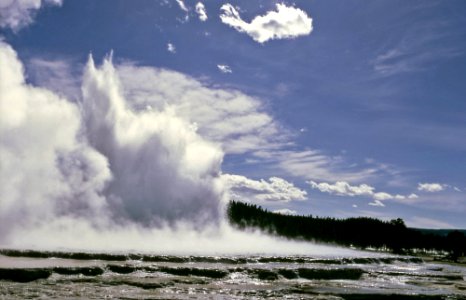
[0, 249, 465, 299]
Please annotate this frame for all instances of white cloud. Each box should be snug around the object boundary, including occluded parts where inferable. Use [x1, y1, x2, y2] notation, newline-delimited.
[223, 174, 307, 202]
[408, 193, 419, 199]
[308, 180, 416, 207]
[195, 2, 207, 21]
[0, 0, 62, 31]
[167, 43, 176, 53]
[373, 192, 393, 201]
[308, 181, 374, 197]
[273, 208, 297, 215]
[220, 3, 313, 43]
[217, 64, 232, 73]
[417, 182, 444, 192]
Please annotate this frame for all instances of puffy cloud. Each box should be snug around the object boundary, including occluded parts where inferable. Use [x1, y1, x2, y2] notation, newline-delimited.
[273, 208, 297, 215]
[195, 2, 207, 21]
[220, 3, 313, 43]
[167, 43, 176, 53]
[373, 192, 393, 201]
[408, 193, 419, 199]
[308, 181, 374, 197]
[417, 183, 444, 192]
[217, 64, 232, 73]
[0, 0, 62, 31]
[223, 174, 307, 202]
[308, 180, 415, 207]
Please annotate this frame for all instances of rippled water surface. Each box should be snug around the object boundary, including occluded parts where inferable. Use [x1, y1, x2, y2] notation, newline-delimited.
[0, 249, 465, 299]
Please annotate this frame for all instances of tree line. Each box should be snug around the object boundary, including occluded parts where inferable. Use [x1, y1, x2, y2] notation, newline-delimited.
[227, 201, 466, 261]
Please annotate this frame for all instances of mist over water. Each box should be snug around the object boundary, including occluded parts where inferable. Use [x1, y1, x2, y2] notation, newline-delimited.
[0, 41, 370, 256]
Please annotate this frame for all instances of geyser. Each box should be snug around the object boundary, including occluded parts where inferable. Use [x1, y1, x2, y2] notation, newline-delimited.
[0, 41, 373, 257]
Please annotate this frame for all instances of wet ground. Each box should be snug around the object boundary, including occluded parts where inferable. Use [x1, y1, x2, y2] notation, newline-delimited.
[0, 249, 465, 299]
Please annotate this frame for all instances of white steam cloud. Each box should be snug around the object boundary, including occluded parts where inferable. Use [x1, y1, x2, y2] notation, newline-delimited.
[0, 41, 110, 241]
[0, 0, 62, 31]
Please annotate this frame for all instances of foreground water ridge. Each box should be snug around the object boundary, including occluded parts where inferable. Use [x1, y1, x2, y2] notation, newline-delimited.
[0, 249, 465, 299]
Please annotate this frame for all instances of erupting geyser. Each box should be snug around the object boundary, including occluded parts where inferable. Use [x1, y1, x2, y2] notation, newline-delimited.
[0, 41, 368, 256]
[81, 54, 225, 227]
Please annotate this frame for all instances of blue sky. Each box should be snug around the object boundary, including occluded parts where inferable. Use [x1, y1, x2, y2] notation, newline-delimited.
[1, 0, 465, 229]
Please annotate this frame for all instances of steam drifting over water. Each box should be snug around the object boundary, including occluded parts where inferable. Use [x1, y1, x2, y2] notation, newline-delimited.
[0, 41, 369, 256]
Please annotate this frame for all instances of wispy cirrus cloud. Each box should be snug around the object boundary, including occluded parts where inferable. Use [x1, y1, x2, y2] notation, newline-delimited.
[220, 3, 313, 43]
[253, 149, 382, 183]
[371, 7, 464, 78]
